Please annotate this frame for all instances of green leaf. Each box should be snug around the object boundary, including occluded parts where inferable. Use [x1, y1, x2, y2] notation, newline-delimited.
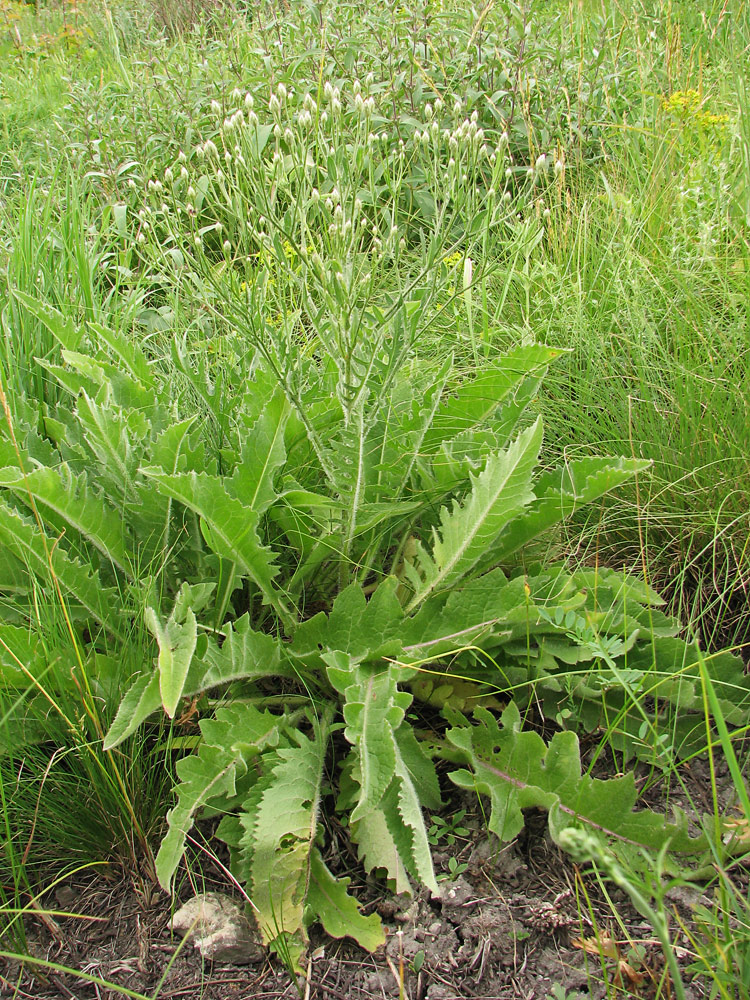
[0, 499, 125, 637]
[141, 469, 294, 629]
[11, 290, 82, 351]
[307, 849, 385, 951]
[422, 346, 557, 454]
[145, 605, 198, 719]
[191, 614, 294, 691]
[0, 465, 133, 576]
[249, 725, 327, 965]
[405, 418, 544, 612]
[229, 388, 289, 515]
[87, 320, 154, 388]
[381, 750, 439, 892]
[447, 702, 705, 855]
[324, 652, 411, 822]
[493, 456, 652, 561]
[155, 704, 280, 890]
[103, 671, 161, 750]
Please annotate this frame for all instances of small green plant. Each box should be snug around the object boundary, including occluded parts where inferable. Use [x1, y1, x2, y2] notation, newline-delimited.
[428, 810, 469, 848]
[437, 856, 468, 883]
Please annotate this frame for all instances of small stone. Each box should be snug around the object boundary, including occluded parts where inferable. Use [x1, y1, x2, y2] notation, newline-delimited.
[437, 876, 474, 908]
[171, 892, 263, 965]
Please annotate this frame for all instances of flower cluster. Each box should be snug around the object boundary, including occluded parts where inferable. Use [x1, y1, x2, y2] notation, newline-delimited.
[661, 90, 729, 131]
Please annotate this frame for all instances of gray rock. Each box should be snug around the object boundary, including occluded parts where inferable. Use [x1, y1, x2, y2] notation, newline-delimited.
[171, 891, 264, 964]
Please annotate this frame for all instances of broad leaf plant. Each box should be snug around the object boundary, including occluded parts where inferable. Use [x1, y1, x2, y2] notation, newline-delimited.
[1, 301, 746, 967]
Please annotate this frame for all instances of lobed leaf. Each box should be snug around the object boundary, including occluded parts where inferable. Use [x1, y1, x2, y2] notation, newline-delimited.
[447, 702, 705, 855]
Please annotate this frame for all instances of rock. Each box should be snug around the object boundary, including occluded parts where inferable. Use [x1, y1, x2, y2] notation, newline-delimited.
[437, 876, 474, 908]
[171, 892, 264, 964]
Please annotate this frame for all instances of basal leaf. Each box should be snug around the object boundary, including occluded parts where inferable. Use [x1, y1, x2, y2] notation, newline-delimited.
[0, 499, 125, 637]
[422, 346, 558, 454]
[493, 456, 651, 561]
[249, 725, 327, 965]
[156, 704, 280, 890]
[103, 671, 161, 750]
[141, 469, 294, 628]
[324, 651, 411, 821]
[380, 747, 439, 892]
[307, 848, 385, 951]
[191, 614, 294, 690]
[0, 465, 132, 575]
[447, 702, 705, 854]
[229, 389, 289, 514]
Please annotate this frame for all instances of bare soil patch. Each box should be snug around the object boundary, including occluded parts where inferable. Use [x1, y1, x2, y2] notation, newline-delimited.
[1, 781, 716, 1000]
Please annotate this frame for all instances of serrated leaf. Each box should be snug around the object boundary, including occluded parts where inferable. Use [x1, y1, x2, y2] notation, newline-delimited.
[0, 465, 132, 575]
[493, 457, 651, 561]
[380, 748, 438, 892]
[447, 702, 705, 854]
[140, 469, 294, 628]
[307, 848, 385, 951]
[422, 346, 557, 454]
[324, 651, 411, 821]
[229, 390, 289, 515]
[11, 290, 82, 351]
[103, 671, 161, 750]
[405, 418, 543, 612]
[87, 320, 153, 388]
[291, 579, 404, 665]
[249, 726, 327, 965]
[156, 704, 280, 890]
[191, 613, 294, 690]
[0, 499, 125, 637]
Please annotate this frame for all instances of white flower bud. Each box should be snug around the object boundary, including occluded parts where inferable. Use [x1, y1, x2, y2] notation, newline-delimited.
[164, 167, 174, 183]
[245, 92, 254, 109]
[211, 100, 221, 115]
[178, 150, 187, 164]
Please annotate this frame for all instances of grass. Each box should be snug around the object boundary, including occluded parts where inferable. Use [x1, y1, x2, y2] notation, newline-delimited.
[0, 0, 748, 996]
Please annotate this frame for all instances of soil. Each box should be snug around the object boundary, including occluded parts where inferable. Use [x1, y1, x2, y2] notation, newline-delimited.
[1, 772, 723, 1000]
